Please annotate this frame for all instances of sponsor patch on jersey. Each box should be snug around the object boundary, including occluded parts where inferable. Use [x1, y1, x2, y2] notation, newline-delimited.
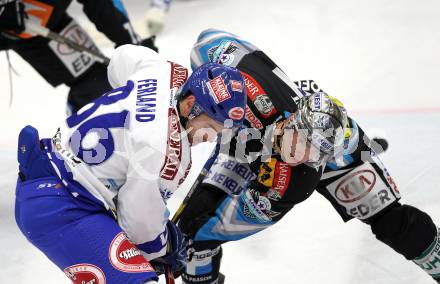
[254, 94, 275, 116]
[228, 107, 245, 121]
[269, 161, 291, 200]
[169, 61, 188, 89]
[207, 76, 231, 103]
[48, 20, 97, 77]
[160, 108, 182, 181]
[244, 106, 263, 129]
[326, 162, 397, 220]
[109, 232, 154, 273]
[240, 71, 276, 118]
[64, 263, 106, 284]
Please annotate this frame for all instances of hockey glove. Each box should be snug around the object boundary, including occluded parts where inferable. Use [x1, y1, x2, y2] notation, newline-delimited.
[151, 221, 188, 277]
[139, 36, 159, 53]
[0, 0, 26, 34]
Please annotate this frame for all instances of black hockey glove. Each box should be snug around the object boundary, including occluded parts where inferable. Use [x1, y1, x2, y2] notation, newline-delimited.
[139, 35, 159, 53]
[150, 220, 189, 278]
[0, 0, 26, 34]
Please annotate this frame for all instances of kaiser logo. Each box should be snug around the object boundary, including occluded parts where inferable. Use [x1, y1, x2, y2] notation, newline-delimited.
[207, 76, 231, 103]
[109, 232, 154, 273]
[334, 170, 376, 203]
[64, 264, 106, 284]
[228, 107, 245, 121]
[272, 162, 291, 198]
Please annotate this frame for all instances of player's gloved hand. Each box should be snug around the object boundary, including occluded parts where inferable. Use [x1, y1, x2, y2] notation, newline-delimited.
[151, 221, 188, 277]
[139, 36, 159, 53]
[0, 0, 26, 34]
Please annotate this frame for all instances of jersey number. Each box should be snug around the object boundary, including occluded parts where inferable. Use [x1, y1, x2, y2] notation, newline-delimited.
[66, 81, 134, 165]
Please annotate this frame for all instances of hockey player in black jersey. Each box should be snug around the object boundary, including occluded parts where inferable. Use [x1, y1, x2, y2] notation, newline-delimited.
[176, 29, 440, 284]
[0, 0, 157, 112]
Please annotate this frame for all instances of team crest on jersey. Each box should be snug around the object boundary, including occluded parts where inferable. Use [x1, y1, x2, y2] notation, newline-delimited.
[64, 263, 106, 284]
[160, 108, 182, 181]
[208, 40, 238, 66]
[109, 232, 154, 273]
[206, 76, 231, 103]
[169, 62, 188, 89]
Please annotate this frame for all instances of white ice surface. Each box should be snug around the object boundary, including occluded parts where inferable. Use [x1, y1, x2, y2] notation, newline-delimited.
[1, 0, 440, 283]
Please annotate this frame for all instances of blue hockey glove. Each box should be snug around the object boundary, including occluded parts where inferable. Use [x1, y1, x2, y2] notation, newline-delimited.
[151, 221, 188, 277]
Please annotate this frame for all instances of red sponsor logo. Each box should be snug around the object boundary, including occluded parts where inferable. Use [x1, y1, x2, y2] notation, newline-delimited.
[245, 106, 263, 129]
[228, 107, 245, 121]
[17, 0, 54, 39]
[207, 76, 231, 103]
[64, 264, 106, 284]
[109, 232, 155, 273]
[273, 162, 291, 197]
[160, 108, 182, 180]
[230, 80, 243, 92]
[334, 170, 377, 203]
[169, 62, 188, 89]
[240, 71, 276, 118]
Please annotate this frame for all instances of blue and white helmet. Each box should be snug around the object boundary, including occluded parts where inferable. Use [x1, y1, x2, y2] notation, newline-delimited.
[179, 63, 247, 127]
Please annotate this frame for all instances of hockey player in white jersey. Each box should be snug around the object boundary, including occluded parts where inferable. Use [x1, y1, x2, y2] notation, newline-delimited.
[14, 44, 247, 283]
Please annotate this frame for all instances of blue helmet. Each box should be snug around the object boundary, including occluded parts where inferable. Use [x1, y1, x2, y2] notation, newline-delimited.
[179, 63, 246, 127]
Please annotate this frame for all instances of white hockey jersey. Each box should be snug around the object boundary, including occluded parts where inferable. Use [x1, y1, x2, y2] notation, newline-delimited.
[48, 44, 191, 260]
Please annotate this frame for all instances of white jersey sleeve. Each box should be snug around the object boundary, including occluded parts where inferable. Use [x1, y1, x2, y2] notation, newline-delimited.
[107, 44, 160, 88]
[50, 44, 191, 261]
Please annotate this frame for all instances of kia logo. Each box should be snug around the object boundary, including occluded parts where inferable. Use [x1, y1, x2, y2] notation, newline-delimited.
[334, 169, 376, 203]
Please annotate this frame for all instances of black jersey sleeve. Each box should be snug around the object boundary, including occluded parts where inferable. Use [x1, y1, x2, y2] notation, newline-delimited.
[76, 0, 138, 46]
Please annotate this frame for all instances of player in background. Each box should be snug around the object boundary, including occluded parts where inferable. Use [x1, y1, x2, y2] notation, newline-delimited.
[0, 0, 157, 113]
[145, 0, 171, 35]
[14, 44, 247, 283]
[177, 29, 440, 284]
